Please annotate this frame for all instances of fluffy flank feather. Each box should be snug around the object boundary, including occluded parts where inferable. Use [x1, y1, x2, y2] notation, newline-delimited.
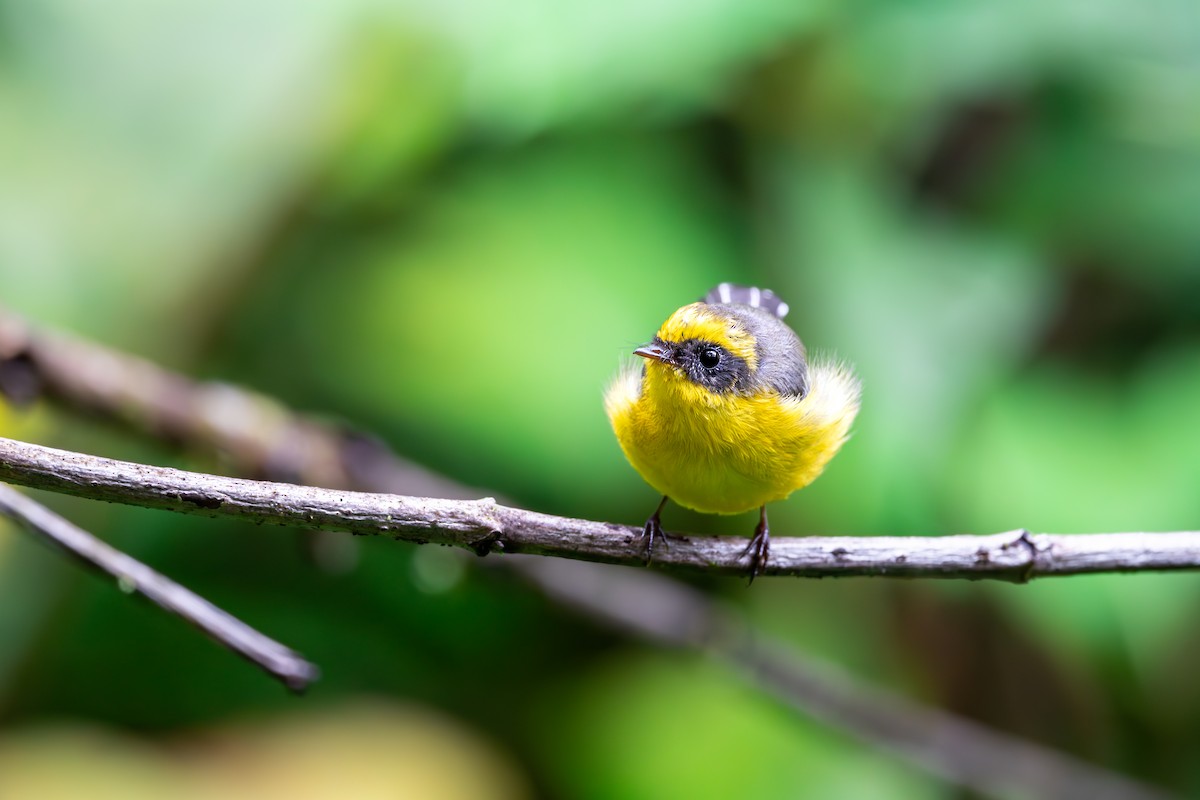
[604, 361, 643, 422]
[800, 356, 861, 434]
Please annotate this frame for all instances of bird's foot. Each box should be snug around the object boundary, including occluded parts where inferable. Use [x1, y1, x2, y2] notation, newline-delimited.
[641, 514, 678, 564]
[741, 508, 770, 584]
[640, 496, 673, 565]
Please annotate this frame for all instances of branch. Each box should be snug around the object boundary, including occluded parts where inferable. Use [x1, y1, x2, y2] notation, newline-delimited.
[0, 483, 318, 691]
[6, 305, 1195, 580]
[1, 436, 1198, 579]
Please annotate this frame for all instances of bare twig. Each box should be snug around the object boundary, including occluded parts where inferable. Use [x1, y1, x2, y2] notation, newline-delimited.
[0, 483, 318, 691]
[5, 307, 1197, 580]
[0, 436, 1198, 579]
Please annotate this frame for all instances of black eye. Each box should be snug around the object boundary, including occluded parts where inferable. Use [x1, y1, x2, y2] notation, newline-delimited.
[699, 347, 721, 369]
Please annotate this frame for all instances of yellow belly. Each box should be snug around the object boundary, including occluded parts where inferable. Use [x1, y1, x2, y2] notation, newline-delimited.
[606, 363, 858, 514]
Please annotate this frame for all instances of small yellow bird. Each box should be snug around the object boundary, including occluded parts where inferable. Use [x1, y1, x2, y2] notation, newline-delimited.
[606, 283, 861, 578]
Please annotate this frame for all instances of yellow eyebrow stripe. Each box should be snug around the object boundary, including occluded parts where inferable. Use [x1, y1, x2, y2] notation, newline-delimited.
[656, 303, 758, 371]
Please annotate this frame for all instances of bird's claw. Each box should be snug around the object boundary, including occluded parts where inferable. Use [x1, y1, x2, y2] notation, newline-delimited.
[741, 515, 770, 584]
[640, 515, 673, 565]
[637, 496, 675, 566]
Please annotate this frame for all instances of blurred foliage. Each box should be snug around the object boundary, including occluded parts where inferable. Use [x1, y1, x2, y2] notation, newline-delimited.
[0, 702, 528, 799]
[2, 0, 1200, 796]
[537, 651, 935, 799]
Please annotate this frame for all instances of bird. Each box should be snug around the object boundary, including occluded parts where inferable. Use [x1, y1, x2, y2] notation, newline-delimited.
[605, 283, 860, 580]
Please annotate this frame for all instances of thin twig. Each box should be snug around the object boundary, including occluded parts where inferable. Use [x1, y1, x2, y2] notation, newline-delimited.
[0, 483, 318, 691]
[5, 308, 1197, 580]
[0, 436, 1198, 579]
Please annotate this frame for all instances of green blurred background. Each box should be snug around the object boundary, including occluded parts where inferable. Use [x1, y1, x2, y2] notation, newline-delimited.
[2, 0, 1200, 796]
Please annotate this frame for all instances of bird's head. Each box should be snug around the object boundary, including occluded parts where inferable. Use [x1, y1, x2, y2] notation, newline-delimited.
[634, 302, 757, 396]
[633, 299, 809, 400]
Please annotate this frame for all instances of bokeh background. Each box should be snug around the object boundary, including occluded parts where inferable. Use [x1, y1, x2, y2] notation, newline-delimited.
[2, 0, 1200, 797]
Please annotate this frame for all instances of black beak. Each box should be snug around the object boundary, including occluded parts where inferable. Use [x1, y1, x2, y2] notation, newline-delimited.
[633, 341, 670, 363]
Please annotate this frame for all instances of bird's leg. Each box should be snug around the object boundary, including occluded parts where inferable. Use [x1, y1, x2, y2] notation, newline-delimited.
[640, 495, 672, 564]
[741, 506, 770, 583]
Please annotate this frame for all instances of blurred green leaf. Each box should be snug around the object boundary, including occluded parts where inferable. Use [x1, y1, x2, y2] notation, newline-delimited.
[409, 0, 828, 136]
[536, 650, 937, 800]
[950, 344, 1200, 533]
[0, 2, 456, 352]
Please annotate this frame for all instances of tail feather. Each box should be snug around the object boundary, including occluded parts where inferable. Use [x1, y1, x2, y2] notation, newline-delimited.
[702, 283, 789, 319]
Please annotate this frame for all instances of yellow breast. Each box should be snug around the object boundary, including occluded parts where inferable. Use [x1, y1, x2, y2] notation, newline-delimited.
[606, 358, 860, 514]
